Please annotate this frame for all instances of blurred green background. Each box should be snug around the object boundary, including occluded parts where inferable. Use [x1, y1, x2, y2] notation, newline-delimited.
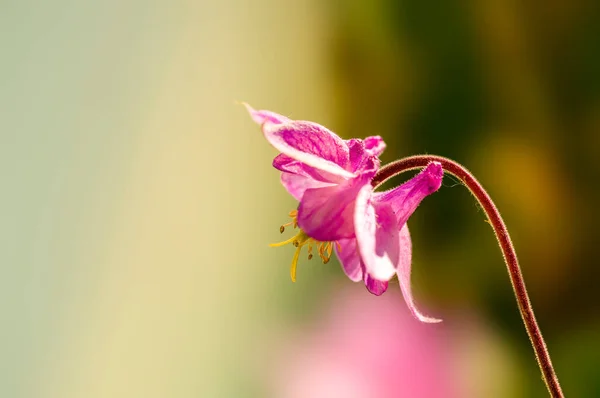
[2, 0, 599, 397]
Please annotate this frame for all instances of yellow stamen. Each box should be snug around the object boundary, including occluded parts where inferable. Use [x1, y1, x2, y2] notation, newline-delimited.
[269, 234, 299, 247]
[271, 210, 337, 281]
[279, 220, 296, 233]
[290, 245, 302, 282]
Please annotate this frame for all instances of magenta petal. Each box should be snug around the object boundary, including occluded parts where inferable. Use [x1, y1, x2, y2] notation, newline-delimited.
[297, 178, 367, 241]
[272, 153, 297, 171]
[347, 139, 367, 172]
[280, 173, 335, 201]
[397, 225, 441, 323]
[243, 103, 290, 125]
[354, 184, 399, 281]
[273, 154, 346, 185]
[364, 273, 389, 296]
[364, 135, 386, 157]
[334, 238, 363, 282]
[346, 139, 380, 175]
[374, 162, 443, 227]
[262, 121, 354, 178]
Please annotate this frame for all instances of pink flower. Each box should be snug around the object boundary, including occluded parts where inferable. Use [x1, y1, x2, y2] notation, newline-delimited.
[267, 286, 466, 398]
[246, 104, 443, 322]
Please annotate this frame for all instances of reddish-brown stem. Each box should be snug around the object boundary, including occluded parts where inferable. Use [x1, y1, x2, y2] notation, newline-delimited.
[373, 155, 564, 398]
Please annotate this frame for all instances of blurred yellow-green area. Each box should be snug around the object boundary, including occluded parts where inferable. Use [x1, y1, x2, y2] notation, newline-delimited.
[2, 0, 599, 397]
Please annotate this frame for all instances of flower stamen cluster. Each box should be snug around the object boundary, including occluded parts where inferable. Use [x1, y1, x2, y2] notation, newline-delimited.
[271, 209, 337, 281]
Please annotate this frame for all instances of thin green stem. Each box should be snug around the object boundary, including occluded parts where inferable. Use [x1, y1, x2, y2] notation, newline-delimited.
[373, 155, 564, 398]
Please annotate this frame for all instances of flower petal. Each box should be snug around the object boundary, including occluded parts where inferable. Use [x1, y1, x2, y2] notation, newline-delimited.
[262, 121, 354, 178]
[364, 135, 386, 157]
[397, 224, 441, 323]
[354, 184, 399, 281]
[272, 153, 296, 171]
[346, 139, 380, 175]
[243, 102, 290, 125]
[374, 161, 443, 227]
[273, 154, 346, 185]
[280, 173, 335, 201]
[334, 238, 363, 282]
[364, 272, 389, 296]
[297, 176, 368, 241]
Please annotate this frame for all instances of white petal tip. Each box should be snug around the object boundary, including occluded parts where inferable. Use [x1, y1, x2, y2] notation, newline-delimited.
[368, 262, 396, 281]
[417, 315, 443, 324]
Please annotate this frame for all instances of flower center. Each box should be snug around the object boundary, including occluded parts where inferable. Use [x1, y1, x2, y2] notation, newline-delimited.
[270, 210, 338, 282]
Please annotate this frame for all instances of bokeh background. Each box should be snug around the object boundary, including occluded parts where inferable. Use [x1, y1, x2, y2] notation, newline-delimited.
[2, 0, 599, 397]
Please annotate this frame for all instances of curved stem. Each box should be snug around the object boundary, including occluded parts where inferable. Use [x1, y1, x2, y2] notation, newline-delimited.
[373, 155, 564, 398]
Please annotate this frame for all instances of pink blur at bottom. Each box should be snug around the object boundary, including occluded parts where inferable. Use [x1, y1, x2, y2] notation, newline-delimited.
[267, 286, 475, 398]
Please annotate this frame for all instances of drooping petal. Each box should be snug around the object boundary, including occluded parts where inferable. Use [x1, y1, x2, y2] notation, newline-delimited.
[297, 176, 369, 241]
[364, 135, 386, 157]
[243, 102, 290, 125]
[396, 224, 442, 323]
[280, 173, 335, 201]
[354, 184, 400, 281]
[374, 161, 443, 227]
[261, 121, 354, 178]
[364, 272, 388, 296]
[334, 238, 363, 282]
